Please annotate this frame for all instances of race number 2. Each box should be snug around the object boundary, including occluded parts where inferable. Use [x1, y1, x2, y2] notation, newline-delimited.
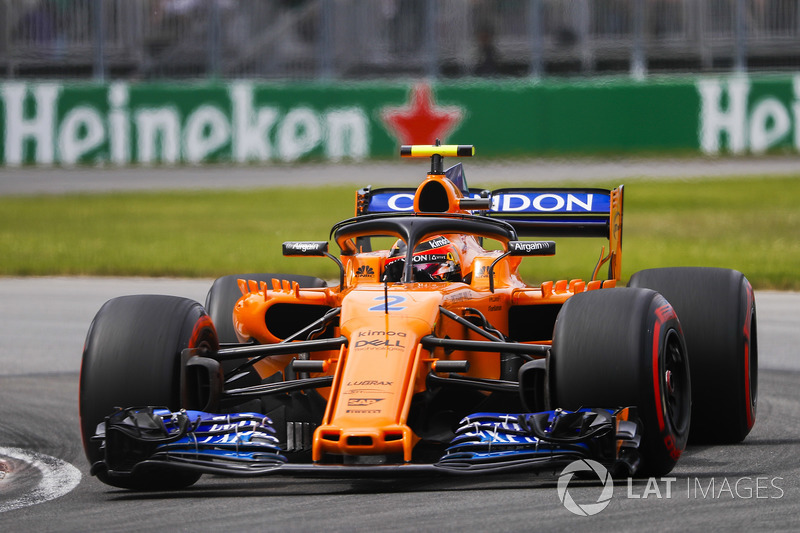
[368, 295, 407, 312]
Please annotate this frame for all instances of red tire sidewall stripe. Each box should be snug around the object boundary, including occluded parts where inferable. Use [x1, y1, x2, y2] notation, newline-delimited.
[652, 301, 685, 461]
[652, 302, 677, 433]
[652, 315, 665, 432]
[743, 281, 755, 429]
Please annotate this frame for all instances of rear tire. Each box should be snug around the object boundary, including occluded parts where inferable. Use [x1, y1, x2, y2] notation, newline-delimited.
[550, 288, 691, 477]
[205, 273, 327, 343]
[79, 295, 218, 490]
[628, 267, 757, 443]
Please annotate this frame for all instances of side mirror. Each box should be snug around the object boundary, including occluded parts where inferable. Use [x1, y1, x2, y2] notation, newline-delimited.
[487, 241, 556, 293]
[282, 241, 344, 288]
[282, 241, 329, 257]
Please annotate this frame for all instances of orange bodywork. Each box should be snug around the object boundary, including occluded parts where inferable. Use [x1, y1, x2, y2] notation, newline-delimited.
[231, 162, 624, 463]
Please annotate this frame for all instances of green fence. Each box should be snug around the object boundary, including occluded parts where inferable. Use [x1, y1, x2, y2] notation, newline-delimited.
[1, 75, 798, 166]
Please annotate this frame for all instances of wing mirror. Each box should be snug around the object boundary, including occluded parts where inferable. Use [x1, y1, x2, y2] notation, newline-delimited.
[487, 241, 556, 292]
[508, 240, 556, 256]
[282, 241, 344, 288]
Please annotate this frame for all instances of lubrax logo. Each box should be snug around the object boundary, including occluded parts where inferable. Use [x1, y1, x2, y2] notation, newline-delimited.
[347, 381, 393, 386]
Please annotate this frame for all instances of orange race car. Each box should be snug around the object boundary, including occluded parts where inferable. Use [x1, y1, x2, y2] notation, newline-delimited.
[79, 144, 758, 490]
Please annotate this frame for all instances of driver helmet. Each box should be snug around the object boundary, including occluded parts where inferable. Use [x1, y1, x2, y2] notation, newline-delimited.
[383, 236, 462, 283]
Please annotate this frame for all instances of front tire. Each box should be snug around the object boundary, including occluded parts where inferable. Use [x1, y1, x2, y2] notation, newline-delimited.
[550, 288, 691, 477]
[628, 267, 757, 443]
[79, 295, 218, 490]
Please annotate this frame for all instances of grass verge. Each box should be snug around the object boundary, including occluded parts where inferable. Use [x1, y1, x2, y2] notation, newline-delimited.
[0, 175, 797, 289]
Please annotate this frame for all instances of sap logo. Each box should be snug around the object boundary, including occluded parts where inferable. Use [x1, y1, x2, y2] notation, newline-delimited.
[355, 339, 404, 348]
[347, 398, 384, 407]
[355, 265, 375, 277]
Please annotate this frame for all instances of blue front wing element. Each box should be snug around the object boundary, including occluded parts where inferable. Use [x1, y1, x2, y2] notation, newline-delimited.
[95, 407, 287, 476]
[94, 406, 639, 479]
[436, 409, 639, 473]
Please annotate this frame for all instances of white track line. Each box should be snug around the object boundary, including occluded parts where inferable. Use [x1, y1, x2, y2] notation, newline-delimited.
[0, 447, 82, 513]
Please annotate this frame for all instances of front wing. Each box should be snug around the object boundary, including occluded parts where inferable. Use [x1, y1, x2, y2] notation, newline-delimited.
[90, 406, 641, 481]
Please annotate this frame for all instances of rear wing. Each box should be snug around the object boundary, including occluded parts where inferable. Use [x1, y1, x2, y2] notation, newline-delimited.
[355, 185, 624, 279]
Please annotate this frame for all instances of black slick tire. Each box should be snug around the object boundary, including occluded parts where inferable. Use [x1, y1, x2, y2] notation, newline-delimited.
[628, 267, 757, 443]
[79, 295, 218, 490]
[550, 288, 691, 477]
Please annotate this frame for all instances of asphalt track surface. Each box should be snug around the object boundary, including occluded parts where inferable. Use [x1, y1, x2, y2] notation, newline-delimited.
[1, 160, 799, 531]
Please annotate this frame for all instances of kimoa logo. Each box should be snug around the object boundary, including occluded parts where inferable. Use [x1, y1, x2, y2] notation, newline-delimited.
[557, 459, 614, 516]
[0, 82, 370, 166]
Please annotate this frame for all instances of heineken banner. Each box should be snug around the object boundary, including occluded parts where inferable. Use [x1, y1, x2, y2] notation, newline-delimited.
[1, 75, 798, 166]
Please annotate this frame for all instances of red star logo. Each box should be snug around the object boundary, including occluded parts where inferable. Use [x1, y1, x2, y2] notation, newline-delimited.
[381, 83, 464, 145]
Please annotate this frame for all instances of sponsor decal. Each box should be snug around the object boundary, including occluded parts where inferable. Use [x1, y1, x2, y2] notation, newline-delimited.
[423, 237, 450, 249]
[697, 76, 800, 154]
[347, 398, 384, 407]
[358, 330, 406, 337]
[345, 388, 392, 395]
[355, 265, 375, 277]
[283, 241, 327, 255]
[510, 241, 555, 254]
[372, 191, 610, 214]
[494, 192, 606, 213]
[410, 253, 448, 263]
[355, 338, 405, 349]
[1, 82, 370, 166]
[346, 380, 393, 386]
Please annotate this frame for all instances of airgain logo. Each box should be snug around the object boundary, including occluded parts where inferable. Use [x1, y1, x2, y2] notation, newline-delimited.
[356, 265, 375, 278]
[557, 459, 614, 516]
